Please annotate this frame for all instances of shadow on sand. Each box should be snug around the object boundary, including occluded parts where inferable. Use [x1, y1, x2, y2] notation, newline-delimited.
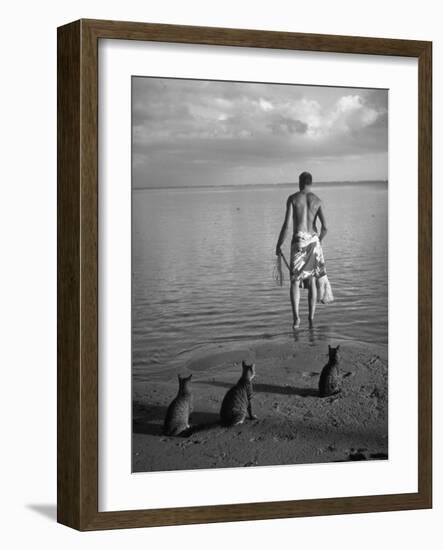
[196, 380, 319, 398]
[133, 402, 220, 437]
[132, 378, 320, 439]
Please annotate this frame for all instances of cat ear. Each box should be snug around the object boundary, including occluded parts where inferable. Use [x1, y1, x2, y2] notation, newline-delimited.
[336, 345, 340, 351]
[242, 360, 246, 367]
[177, 374, 182, 382]
[187, 374, 193, 381]
[328, 345, 331, 350]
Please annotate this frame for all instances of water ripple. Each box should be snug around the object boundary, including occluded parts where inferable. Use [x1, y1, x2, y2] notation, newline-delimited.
[132, 184, 388, 377]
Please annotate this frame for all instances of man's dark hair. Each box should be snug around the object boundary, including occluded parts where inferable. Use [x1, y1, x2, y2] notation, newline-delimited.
[299, 171, 313, 190]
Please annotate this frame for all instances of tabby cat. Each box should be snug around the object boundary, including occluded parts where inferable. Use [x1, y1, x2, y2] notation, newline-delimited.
[163, 374, 193, 436]
[318, 345, 341, 397]
[220, 361, 257, 426]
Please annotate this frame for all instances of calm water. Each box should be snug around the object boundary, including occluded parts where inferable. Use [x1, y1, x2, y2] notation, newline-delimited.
[132, 183, 388, 381]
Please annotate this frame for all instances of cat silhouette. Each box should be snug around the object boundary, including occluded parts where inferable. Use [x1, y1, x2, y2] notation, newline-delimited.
[319, 345, 341, 397]
[220, 361, 257, 426]
[163, 374, 193, 436]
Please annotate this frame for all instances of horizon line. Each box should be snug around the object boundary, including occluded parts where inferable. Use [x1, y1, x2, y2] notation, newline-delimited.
[133, 179, 388, 191]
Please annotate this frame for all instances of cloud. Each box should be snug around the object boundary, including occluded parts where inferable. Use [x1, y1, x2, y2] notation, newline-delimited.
[132, 78, 388, 187]
[268, 115, 308, 135]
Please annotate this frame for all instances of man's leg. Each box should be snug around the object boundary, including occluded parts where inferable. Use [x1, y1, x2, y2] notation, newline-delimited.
[290, 279, 301, 328]
[308, 277, 317, 328]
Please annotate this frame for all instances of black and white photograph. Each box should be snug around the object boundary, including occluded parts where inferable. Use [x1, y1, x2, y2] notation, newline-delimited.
[131, 76, 389, 473]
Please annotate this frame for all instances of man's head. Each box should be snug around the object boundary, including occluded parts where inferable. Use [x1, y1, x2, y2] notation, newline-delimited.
[299, 171, 313, 191]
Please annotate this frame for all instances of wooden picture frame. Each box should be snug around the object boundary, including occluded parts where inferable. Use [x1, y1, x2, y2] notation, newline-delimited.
[57, 19, 432, 530]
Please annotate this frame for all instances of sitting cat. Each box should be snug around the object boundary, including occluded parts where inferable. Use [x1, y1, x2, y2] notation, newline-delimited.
[319, 345, 341, 397]
[220, 361, 257, 426]
[163, 374, 193, 436]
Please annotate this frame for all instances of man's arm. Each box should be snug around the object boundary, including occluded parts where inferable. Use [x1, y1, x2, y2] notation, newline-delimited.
[316, 203, 328, 242]
[275, 196, 292, 255]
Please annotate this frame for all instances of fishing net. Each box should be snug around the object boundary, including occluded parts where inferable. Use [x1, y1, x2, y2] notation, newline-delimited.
[273, 253, 285, 286]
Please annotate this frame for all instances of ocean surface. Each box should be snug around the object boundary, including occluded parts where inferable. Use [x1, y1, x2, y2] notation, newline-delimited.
[132, 182, 388, 381]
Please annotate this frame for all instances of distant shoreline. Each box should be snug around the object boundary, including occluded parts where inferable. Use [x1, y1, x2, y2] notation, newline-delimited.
[134, 180, 388, 191]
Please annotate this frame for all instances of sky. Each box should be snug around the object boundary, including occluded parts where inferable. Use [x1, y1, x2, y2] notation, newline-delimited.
[132, 77, 388, 188]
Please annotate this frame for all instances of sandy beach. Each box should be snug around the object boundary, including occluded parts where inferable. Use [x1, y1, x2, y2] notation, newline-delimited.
[133, 340, 388, 472]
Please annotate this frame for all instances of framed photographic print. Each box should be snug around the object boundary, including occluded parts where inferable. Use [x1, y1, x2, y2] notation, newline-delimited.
[57, 19, 432, 530]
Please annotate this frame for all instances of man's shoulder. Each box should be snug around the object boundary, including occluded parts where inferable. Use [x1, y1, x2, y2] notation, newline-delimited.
[307, 192, 322, 204]
[288, 191, 301, 202]
[288, 191, 322, 206]
[285, 192, 296, 206]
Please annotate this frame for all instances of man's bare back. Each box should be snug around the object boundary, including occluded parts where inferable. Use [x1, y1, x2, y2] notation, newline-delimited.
[289, 191, 323, 238]
[276, 191, 327, 251]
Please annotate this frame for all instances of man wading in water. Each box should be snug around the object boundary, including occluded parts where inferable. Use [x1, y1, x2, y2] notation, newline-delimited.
[275, 172, 328, 329]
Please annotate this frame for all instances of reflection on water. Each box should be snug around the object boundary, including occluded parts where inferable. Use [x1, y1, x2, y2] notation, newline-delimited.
[132, 183, 388, 380]
[291, 324, 334, 346]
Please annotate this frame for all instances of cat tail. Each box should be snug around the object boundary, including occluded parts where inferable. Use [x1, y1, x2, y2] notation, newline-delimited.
[164, 424, 192, 437]
[163, 424, 179, 436]
[221, 412, 245, 427]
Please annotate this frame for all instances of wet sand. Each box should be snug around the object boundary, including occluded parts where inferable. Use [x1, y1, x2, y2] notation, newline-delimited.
[133, 341, 388, 472]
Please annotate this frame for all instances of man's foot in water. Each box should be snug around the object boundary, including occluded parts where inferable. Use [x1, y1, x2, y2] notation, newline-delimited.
[293, 317, 301, 329]
[308, 318, 314, 329]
